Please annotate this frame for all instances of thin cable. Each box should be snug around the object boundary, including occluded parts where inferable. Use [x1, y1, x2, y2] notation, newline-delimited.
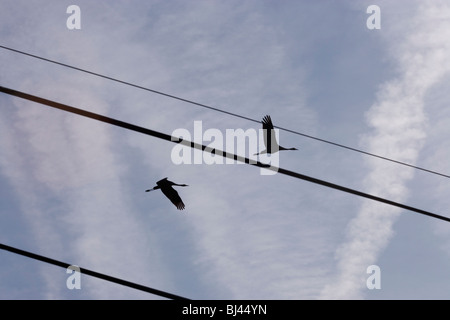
[0, 243, 189, 300]
[1, 45, 449, 179]
[1, 85, 448, 223]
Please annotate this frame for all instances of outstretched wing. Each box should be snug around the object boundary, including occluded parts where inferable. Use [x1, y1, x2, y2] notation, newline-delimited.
[156, 177, 169, 187]
[161, 187, 185, 210]
[261, 115, 279, 153]
[262, 115, 274, 130]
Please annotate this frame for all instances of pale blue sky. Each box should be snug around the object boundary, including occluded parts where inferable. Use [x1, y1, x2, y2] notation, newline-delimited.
[1, 0, 450, 300]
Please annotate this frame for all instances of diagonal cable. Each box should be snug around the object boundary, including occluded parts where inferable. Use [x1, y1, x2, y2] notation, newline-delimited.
[0, 243, 189, 300]
[0, 45, 449, 179]
[0, 85, 448, 223]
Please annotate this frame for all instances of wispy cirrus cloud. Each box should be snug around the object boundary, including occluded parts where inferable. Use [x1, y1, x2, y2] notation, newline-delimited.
[320, 1, 450, 299]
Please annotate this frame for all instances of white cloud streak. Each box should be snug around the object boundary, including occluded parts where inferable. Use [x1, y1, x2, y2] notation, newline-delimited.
[320, 1, 450, 299]
[0, 3, 172, 298]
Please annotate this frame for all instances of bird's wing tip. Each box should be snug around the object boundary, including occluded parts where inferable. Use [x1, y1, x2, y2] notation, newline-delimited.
[262, 115, 273, 125]
[176, 202, 186, 210]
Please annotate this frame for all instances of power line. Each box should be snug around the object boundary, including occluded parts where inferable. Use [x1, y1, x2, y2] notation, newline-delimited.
[1, 85, 448, 224]
[1, 44, 449, 180]
[0, 243, 190, 300]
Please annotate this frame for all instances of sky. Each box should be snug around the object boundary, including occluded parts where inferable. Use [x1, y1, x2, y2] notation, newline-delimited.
[1, 0, 450, 300]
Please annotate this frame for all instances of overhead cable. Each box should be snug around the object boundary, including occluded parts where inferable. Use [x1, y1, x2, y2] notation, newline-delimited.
[0, 45, 448, 179]
[0, 243, 190, 300]
[1, 85, 448, 223]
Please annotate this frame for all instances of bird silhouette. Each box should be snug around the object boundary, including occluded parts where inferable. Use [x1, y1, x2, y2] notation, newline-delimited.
[145, 177, 188, 210]
[255, 115, 298, 155]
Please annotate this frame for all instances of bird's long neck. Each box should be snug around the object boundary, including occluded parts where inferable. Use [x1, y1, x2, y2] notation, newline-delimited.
[145, 186, 160, 192]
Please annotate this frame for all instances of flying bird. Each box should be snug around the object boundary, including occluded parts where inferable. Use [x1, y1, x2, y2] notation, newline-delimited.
[255, 115, 298, 155]
[145, 177, 188, 210]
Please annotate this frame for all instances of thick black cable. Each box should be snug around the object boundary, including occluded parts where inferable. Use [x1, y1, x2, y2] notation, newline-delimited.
[1, 85, 448, 223]
[1, 45, 449, 179]
[0, 243, 189, 300]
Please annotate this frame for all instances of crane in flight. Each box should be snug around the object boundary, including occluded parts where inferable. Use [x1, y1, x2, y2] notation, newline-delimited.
[255, 115, 298, 155]
[145, 177, 188, 210]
